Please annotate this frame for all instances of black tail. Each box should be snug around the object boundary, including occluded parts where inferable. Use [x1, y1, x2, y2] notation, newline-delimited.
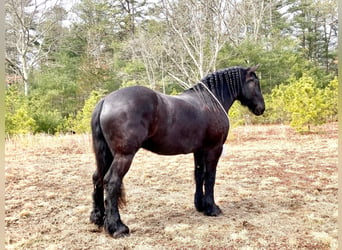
[91, 99, 113, 184]
[91, 99, 126, 208]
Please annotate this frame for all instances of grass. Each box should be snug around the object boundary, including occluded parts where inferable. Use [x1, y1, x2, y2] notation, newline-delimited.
[5, 123, 338, 249]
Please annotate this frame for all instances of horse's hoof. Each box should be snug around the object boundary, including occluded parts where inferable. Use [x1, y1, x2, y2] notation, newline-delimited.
[113, 224, 130, 238]
[90, 210, 104, 226]
[195, 202, 204, 212]
[104, 220, 130, 238]
[204, 204, 222, 216]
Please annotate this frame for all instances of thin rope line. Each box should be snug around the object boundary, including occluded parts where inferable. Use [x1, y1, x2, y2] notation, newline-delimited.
[198, 81, 229, 122]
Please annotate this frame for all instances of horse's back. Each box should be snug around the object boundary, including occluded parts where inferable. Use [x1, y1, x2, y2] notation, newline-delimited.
[101, 86, 158, 122]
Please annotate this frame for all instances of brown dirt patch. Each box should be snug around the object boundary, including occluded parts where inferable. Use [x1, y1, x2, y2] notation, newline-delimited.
[5, 124, 338, 249]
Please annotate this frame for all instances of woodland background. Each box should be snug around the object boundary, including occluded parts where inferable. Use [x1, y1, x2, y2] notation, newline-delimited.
[5, 0, 338, 135]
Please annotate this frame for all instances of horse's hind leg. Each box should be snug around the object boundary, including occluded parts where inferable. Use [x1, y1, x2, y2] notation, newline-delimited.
[103, 153, 135, 237]
[90, 169, 105, 226]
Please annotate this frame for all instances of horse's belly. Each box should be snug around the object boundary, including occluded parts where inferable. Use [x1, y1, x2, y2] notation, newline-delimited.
[141, 139, 197, 155]
[141, 124, 227, 155]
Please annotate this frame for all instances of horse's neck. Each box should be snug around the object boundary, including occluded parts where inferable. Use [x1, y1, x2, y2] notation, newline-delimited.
[182, 68, 243, 112]
[204, 81, 239, 113]
[211, 69, 243, 112]
[222, 94, 236, 112]
[186, 82, 236, 113]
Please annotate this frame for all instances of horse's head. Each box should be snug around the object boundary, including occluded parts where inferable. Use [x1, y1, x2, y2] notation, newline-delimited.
[239, 65, 265, 116]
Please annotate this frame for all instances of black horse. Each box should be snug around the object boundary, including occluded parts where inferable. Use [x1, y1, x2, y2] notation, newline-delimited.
[90, 66, 265, 237]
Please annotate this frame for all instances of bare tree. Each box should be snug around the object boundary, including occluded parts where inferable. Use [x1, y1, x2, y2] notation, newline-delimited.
[5, 0, 65, 95]
[160, 0, 241, 83]
[237, 0, 275, 41]
[127, 27, 166, 91]
[128, 0, 277, 90]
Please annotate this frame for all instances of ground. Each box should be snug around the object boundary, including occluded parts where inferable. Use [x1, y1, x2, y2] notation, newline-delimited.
[5, 124, 338, 249]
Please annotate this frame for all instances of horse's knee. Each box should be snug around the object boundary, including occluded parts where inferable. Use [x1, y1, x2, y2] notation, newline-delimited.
[103, 172, 121, 191]
[105, 180, 122, 196]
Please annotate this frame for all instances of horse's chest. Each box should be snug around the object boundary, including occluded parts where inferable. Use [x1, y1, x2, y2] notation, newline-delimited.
[204, 116, 229, 145]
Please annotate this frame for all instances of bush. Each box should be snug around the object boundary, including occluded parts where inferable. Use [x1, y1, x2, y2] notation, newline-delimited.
[263, 84, 292, 124]
[322, 77, 338, 121]
[228, 75, 337, 132]
[27, 91, 68, 134]
[265, 75, 337, 132]
[228, 102, 248, 127]
[68, 90, 106, 133]
[5, 86, 37, 135]
[287, 76, 324, 131]
[33, 110, 65, 134]
[6, 104, 37, 135]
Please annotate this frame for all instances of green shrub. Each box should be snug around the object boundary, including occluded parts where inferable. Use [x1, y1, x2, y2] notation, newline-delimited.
[322, 77, 338, 121]
[27, 91, 68, 134]
[263, 84, 292, 124]
[68, 90, 106, 133]
[5, 86, 37, 135]
[33, 110, 65, 134]
[228, 102, 248, 127]
[229, 75, 337, 132]
[6, 104, 37, 135]
[266, 75, 337, 132]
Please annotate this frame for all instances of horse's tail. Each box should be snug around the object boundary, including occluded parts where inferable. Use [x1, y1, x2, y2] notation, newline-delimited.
[91, 99, 126, 207]
[91, 99, 112, 185]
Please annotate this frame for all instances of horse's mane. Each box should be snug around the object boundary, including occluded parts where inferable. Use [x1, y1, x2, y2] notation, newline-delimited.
[185, 66, 245, 103]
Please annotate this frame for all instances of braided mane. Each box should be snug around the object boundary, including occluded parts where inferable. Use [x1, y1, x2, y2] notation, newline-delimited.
[200, 67, 243, 100]
[185, 67, 245, 111]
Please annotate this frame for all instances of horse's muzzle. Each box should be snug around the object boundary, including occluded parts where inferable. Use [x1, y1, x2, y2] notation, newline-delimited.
[254, 105, 265, 116]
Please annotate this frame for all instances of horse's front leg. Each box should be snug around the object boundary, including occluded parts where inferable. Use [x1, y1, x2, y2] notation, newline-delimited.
[194, 152, 205, 212]
[202, 147, 223, 216]
[103, 153, 134, 238]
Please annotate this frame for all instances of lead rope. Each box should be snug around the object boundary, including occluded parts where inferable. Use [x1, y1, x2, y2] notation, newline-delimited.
[199, 67, 243, 124]
[198, 80, 229, 123]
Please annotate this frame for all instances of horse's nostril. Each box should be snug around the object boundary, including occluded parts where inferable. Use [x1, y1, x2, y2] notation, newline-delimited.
[255, 106, 265, 115]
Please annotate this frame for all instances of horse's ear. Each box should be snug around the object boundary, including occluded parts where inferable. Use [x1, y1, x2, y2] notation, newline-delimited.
[249, 64, 260, 72]
[246, 64, 259, 78]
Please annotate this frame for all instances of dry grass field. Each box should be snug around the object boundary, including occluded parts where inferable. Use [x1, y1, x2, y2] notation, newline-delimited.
[5, 124, 338, 249]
